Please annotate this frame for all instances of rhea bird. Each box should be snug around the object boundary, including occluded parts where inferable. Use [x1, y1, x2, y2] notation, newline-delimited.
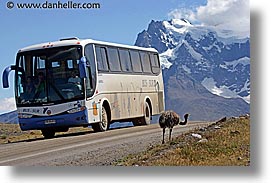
[159, 111, 190, 144]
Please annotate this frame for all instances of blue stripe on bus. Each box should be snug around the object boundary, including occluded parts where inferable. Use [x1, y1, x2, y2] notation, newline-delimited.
[19, 110, 89, 131]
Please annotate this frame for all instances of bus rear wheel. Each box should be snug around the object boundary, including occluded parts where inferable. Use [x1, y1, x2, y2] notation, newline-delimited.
[141, 102, 151, 125]
[133, 102, 151, 126]
[92, 106, 109, 132]
[41, 129, 55, 139]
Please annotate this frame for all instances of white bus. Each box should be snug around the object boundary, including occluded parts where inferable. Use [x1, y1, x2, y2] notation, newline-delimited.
[2, 37, 165, 138]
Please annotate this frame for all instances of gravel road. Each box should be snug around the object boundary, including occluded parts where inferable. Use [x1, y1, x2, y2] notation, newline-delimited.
[0, 122, 212, 166]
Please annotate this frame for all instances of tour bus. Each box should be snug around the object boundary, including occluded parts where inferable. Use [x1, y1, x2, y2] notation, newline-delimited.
[2, 37, 165, 138]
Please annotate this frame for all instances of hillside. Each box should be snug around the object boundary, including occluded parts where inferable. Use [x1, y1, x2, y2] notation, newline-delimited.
[114, 116, 250, 166]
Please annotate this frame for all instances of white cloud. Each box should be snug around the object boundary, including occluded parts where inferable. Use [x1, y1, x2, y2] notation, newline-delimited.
[168, 0, 250, 37]
[168, 8, 196, 22]
[0, 97, 16, 114]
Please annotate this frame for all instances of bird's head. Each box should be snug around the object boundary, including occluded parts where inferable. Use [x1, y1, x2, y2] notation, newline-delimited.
[184, 113, 190, 120]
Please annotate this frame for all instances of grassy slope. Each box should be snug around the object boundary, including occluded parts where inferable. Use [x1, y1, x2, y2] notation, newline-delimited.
[114, 117, 250, 166]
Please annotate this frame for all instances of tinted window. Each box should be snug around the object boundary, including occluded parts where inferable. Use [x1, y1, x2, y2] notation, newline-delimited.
[95, 46, 109, 71]
[150, 53, 160, 74]
[140, 51, 151, 73]
[107, 47, 121, 72]
[130, 50, 142, 73]
[16, 46, 84, 106]
[119, 49, 132, 72]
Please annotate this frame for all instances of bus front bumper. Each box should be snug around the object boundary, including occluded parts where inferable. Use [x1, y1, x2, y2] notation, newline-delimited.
[19, 110, 89, 131]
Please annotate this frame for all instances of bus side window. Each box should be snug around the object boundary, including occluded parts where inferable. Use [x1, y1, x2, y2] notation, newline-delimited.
[95, 46, 109, 71]
[130, 50, 142, 73]
[150, 53, 160, 74]
[107, 47, 121, 72]
[119, 49, 132, 72]
[140, 51, 152, 74]
[101, 48, 109, 71]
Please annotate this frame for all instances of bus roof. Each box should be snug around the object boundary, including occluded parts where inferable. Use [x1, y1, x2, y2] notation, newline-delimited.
[18, 38, 158, 53]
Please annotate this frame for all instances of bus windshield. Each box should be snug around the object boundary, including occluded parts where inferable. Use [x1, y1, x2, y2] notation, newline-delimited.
[15, 46, 85, 106]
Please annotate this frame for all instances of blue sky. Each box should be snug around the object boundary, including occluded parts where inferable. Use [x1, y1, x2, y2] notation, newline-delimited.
[0, 0, 207, 113]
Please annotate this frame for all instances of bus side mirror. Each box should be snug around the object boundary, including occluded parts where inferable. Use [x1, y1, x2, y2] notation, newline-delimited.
[79, 56, 87, 78]
[2, 65, 16, 88]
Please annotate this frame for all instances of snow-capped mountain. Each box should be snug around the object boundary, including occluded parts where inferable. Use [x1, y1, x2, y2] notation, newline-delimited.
[135, 19, 250, 120]
[136, 19, 250, 103]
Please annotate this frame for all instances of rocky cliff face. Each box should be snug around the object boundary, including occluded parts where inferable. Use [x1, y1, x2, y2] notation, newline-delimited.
[135, 19, 250, 121]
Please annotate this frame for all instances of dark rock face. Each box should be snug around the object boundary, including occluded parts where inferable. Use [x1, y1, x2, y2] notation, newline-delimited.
[135, 19, 250, 121]
[135, 20, 175, 53]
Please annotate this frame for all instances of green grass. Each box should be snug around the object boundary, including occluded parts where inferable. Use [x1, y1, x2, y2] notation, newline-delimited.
[0, 135, 7, 139]
[114, 117, 250, 166]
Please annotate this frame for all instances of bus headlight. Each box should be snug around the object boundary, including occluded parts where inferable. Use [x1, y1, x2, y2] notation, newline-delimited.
[67, 106, 86, 114]
[18, 113, 33, 118]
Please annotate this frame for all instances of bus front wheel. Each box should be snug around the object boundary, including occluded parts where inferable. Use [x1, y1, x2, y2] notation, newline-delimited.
[92, 106, 109, 132]
[41, 129, 55, 139]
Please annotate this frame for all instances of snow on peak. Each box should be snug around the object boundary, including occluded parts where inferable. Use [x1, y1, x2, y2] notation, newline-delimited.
[159, 54, 173, 69]
[159, 49, 175, 69]
[170, 18, 192, 27]
[161, 18, 249, 44]
[163, 19, 192, 34]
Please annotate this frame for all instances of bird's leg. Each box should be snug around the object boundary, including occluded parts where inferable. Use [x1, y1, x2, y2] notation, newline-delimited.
[162, 128, 165, 144]
[169, 128, 172, 141]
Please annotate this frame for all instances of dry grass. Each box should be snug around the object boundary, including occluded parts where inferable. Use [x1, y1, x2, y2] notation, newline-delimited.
[0, 123, 93, 144]
[115, 117, 250, 166]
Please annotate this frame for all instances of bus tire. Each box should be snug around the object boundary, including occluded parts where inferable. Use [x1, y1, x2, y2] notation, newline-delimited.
[141, 102, 151, 125]
[92, 106, 109, 132]
[41, 129, 55, 139]
[132, 119, 142, 126]
[133, 102, 151, 126]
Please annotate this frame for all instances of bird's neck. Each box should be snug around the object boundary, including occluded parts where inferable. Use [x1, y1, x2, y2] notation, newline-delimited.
[182, 119, 187, 125]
